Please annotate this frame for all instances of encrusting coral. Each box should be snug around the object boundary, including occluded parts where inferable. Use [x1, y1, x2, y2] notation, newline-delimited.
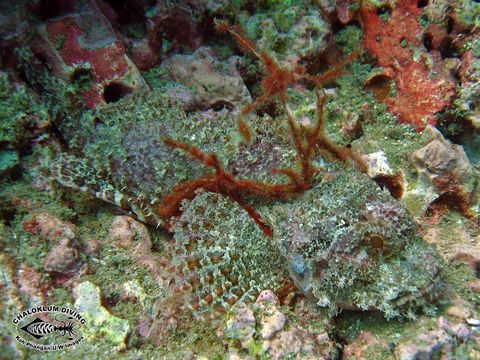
[360, 0, 456, 131]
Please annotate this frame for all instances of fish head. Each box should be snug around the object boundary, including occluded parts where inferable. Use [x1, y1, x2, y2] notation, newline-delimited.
[274, 170, 444, 319]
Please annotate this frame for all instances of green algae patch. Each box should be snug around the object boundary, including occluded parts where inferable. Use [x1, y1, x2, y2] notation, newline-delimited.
[74, 281, 130, 349]
[0, 71, 49, 147]
[0, 150, 19, 176]
[445, 262, 480, 311]
[334, 25, 363, 54]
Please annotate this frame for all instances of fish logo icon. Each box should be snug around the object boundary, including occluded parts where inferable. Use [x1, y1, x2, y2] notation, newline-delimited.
[20, 316, 78, 341]
[12, 306, 85, 351]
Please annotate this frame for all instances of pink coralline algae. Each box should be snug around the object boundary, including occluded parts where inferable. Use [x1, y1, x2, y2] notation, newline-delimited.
[361, 0, 456, 132]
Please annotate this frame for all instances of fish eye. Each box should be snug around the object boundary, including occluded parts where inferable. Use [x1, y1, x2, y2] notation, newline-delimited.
[369, 234, 384, 249]
[364, 233, 387, 254]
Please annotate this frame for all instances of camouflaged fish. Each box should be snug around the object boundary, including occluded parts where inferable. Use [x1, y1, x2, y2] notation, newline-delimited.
[45, 88, 443, 319]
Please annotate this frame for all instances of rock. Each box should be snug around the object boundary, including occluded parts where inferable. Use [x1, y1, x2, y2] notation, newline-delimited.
[223, 290, 336, 359]
[164, 84, 197, 111]
[224, 305, 256, 348]
[396, 316, 479, 360]
[108, 215, 146, 248]
[129, 38, 158, 71]
[137, 318, 152, 338]
[145, 1, 203, 55]
[342, 332, 390, 360]
[260, 308, 286, 340]
[22, 212, 76, 241]
[397, 330, 450, 360]
[161, 47, 251, 110]
[241, 7, 330, 63]
[266, 327, 333, 360]
[362, 151, 394, 178]
[255, 289, 279, 306]
[451, 323, 470, 340]
[21, 212, 83, 275]
[445, 304, 471, 320]
[108, 216, 167, 285]
[73, 281, 130, 349]
[32, 2, 146, 109]
[16, 264, 45, 306]
[254, 290, 286, 340]
[412, 126, 473, 191]
[468, 279, 480, 293]
[43, 238, 81, 274]
[85, 239, 101, 255]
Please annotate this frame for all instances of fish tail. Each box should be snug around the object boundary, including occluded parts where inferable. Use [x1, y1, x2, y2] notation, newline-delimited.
[47, 154, 164, 228]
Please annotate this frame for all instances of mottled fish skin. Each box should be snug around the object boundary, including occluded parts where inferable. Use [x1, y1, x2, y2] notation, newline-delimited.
[266, 165, 443, 319]
[47, 90, 296, 227]
[168, 192, 286, 319]
[47, 90, 443, 319]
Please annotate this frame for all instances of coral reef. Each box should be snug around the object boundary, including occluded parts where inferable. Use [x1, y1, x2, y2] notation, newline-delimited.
[0, 0, 479, 358]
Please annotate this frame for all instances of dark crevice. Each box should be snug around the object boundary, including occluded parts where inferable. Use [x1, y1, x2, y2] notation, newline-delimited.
[438, 38, 457, 59]
[446, 16, 454, 34]
[417, 0, 429, 8]
[475, 261, 480, 278]
[211, 101, 235, 111]
[103, 82, 132, 103]
[376, 5, 391, 18]
[102, 0, 153, 26]
[0, 206, 17, 226]
[28, 0, 76, 20]
[423, 33, 433, 52]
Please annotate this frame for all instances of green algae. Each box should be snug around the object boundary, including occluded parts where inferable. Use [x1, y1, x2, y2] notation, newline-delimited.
[334, 25, 363, 55]
[445, 261, 480, 312]
[74, 281, 130, 349]
[0, 72, 49, 147]
[453, 0, 480, 27]
[0, 151, 19, 176]
[1, 3, 478, 359]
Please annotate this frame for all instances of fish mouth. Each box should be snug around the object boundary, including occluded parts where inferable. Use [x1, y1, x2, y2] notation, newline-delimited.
[390, 271, 444, 308]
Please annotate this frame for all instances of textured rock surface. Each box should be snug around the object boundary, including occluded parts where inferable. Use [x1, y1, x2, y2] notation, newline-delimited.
[22, 212, 77, 241]
[223, 291, 336, 359]
[73, 281, 130, 349]
[33, 2, 146, 108]
[162, 47, 251, 110]
[108, 216, 167, 285]
[413, 126, 473, 191]
[396, 317, 480, 360]
[342, 332, 389, 360]
[43, 237, 81, 274]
